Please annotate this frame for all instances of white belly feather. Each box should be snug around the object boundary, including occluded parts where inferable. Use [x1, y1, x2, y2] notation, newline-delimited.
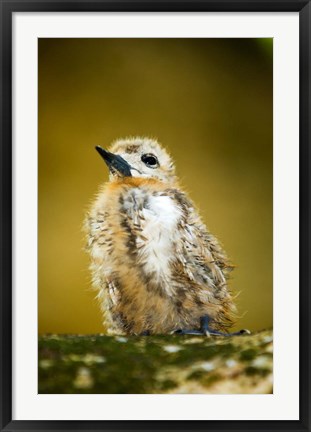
[136, 195, 181, 289]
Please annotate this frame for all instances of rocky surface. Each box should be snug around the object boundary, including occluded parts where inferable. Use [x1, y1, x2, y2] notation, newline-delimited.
[39, 330, 273, 394]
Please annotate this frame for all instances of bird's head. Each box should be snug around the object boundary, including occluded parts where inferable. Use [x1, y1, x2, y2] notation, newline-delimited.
[95, 137, 177, 185]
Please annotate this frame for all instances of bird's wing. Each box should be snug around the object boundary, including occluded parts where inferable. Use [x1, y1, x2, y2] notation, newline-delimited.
[165, 188, 236, 331]
[167, 188, 233, 294]
[85, 207, 118, 287]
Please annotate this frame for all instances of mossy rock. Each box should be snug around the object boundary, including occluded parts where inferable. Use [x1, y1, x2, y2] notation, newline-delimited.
[38, 330, 273, 394]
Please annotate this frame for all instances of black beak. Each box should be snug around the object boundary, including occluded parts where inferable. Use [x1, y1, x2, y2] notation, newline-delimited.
[95, 146, 132, 177]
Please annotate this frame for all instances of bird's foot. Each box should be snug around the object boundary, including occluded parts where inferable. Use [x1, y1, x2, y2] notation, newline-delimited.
[173, 316, 251, 337]
[139, 330, 151, 336]
[173, 329, 206, 336]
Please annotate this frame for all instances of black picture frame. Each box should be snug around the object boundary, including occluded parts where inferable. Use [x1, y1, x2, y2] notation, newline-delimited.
[1, 0, 310, 431]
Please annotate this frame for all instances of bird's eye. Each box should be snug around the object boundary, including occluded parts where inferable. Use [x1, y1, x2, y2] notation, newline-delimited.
[141, 154, 159, 168]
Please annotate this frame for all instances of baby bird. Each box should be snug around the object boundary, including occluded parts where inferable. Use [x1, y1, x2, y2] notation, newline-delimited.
[85, 137, 247, 336]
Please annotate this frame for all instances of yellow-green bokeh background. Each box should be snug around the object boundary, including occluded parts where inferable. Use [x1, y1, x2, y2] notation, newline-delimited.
[39, 38, 272, 335]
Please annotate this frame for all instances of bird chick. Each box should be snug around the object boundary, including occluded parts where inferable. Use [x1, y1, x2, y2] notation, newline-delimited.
[85, 137, 246, 336]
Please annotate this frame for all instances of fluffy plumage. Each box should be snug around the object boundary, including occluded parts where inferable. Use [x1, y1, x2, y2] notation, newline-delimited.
[85, 137, 236, 335]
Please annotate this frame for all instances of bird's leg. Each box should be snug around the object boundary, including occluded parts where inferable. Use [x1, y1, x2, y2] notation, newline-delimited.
[139, 330, 150, 336]
[174, 316, 250, 337]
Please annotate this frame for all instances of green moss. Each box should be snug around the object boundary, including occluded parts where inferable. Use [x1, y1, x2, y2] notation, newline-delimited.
[158, 379, 178, 391]
[186, 370, 206, 381]
[38, 331, 273, 394]
[186, 370, 221, 387]
[203, 373, 222, 386]
[244, 366, 271, 377]
[240, 349, 257, 361]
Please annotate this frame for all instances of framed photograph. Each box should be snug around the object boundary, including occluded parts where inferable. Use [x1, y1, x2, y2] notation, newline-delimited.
[1, 0, 310, 431]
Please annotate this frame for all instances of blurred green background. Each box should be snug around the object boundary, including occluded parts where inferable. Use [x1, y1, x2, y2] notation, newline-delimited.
[38, 38, 272, 335]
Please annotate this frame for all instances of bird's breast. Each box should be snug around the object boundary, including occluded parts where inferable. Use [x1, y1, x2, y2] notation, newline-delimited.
[122, 189, 182, 293]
